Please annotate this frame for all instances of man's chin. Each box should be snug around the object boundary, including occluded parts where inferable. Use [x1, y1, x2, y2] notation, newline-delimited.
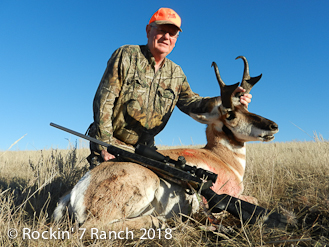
[155, 46, 173, 56]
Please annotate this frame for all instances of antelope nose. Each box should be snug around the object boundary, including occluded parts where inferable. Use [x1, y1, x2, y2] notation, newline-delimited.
[270, 123, 278, 131]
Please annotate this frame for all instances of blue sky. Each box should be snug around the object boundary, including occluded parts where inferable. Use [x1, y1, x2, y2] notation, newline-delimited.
[1, 1, 328, 151]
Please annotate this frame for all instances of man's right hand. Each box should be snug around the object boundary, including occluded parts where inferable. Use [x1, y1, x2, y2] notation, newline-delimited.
[101, 150, 116, 161]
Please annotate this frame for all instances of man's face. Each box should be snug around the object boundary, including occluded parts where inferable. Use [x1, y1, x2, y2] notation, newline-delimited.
[146, 23, 179, 58]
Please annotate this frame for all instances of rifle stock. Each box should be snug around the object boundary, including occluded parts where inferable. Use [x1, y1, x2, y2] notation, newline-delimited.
[50, 122, 287, 228]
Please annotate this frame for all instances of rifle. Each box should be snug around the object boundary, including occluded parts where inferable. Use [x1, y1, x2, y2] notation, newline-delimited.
[50, 122, 287, 228]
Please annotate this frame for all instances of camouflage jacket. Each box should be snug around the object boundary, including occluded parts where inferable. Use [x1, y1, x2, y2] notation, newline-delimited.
[91, 45, 219, 152]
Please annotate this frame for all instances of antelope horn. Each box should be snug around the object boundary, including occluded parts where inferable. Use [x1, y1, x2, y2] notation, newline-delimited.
[212, 62, 239, 109]
[211, 61, 225, 88]
[235, 56, 262, 97]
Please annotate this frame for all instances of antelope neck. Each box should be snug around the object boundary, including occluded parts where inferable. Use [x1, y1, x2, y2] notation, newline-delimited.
[222, 125, 245, 147]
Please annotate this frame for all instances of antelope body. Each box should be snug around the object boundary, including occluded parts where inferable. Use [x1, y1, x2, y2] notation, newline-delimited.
[54, 56, 278, 230]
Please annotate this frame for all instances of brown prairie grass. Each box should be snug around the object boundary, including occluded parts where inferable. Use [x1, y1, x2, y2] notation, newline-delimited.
[0, 140, 328, 246]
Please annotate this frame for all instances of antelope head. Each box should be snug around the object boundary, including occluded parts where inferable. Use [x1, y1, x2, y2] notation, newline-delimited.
[191, 56, 278, 145]
[213, 56, 278, 143]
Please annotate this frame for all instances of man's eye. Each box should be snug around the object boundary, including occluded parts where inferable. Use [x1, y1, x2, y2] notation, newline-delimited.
[158, 29, 178, 38]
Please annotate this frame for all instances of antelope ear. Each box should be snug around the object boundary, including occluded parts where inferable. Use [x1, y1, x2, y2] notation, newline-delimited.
[189, 103, 220, 124]
[189, 113, 211, 124]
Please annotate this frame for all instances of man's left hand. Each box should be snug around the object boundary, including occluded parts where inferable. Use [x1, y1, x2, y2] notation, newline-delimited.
[235, 86, 252, 108]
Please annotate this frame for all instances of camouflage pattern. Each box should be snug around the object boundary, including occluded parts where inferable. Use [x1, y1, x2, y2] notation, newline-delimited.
[90, 45, 219, 152]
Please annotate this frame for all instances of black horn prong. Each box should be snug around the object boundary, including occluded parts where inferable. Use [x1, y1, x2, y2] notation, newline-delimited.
[221, 83, 240, 109]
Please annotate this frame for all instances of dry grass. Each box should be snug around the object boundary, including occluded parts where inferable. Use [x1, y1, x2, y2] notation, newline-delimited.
[0, 140, 329, 246]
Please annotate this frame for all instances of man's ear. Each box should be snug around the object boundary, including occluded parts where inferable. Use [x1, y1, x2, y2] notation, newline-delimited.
[146, 24, 151, 38]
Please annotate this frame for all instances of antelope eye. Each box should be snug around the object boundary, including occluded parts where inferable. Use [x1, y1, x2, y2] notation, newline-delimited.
[226, 111, 236, 120]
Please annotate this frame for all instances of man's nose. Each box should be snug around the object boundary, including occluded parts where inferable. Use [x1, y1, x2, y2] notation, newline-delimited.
[163, 32, 171, 39]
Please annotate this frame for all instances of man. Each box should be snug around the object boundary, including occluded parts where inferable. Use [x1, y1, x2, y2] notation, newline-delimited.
[87, 8, 251, 168]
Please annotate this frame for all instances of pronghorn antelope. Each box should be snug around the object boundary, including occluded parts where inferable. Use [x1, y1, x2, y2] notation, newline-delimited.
[54, 56, 279, 230]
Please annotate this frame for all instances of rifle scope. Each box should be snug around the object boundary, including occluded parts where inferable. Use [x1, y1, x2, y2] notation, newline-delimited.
[135, 144, 218, 183]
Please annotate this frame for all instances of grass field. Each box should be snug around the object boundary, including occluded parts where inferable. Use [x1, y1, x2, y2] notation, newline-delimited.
[0, 139, 329, 246]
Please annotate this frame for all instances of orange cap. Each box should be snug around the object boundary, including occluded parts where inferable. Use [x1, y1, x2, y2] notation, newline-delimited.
[149, 8, 182, 32]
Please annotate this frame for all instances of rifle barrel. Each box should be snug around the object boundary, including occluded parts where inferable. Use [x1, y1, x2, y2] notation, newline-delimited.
[50, 122, 110, 148]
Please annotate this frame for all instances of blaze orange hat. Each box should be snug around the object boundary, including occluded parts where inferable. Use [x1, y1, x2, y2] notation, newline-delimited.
[149, 8, 182, 32]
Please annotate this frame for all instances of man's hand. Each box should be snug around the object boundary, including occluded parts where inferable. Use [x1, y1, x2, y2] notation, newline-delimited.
[101, 150, 116, 161]
[235, 86, 252, 108]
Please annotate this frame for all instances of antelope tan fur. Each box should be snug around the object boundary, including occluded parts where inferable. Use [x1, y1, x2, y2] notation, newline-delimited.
[53, 56, 279, 231]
